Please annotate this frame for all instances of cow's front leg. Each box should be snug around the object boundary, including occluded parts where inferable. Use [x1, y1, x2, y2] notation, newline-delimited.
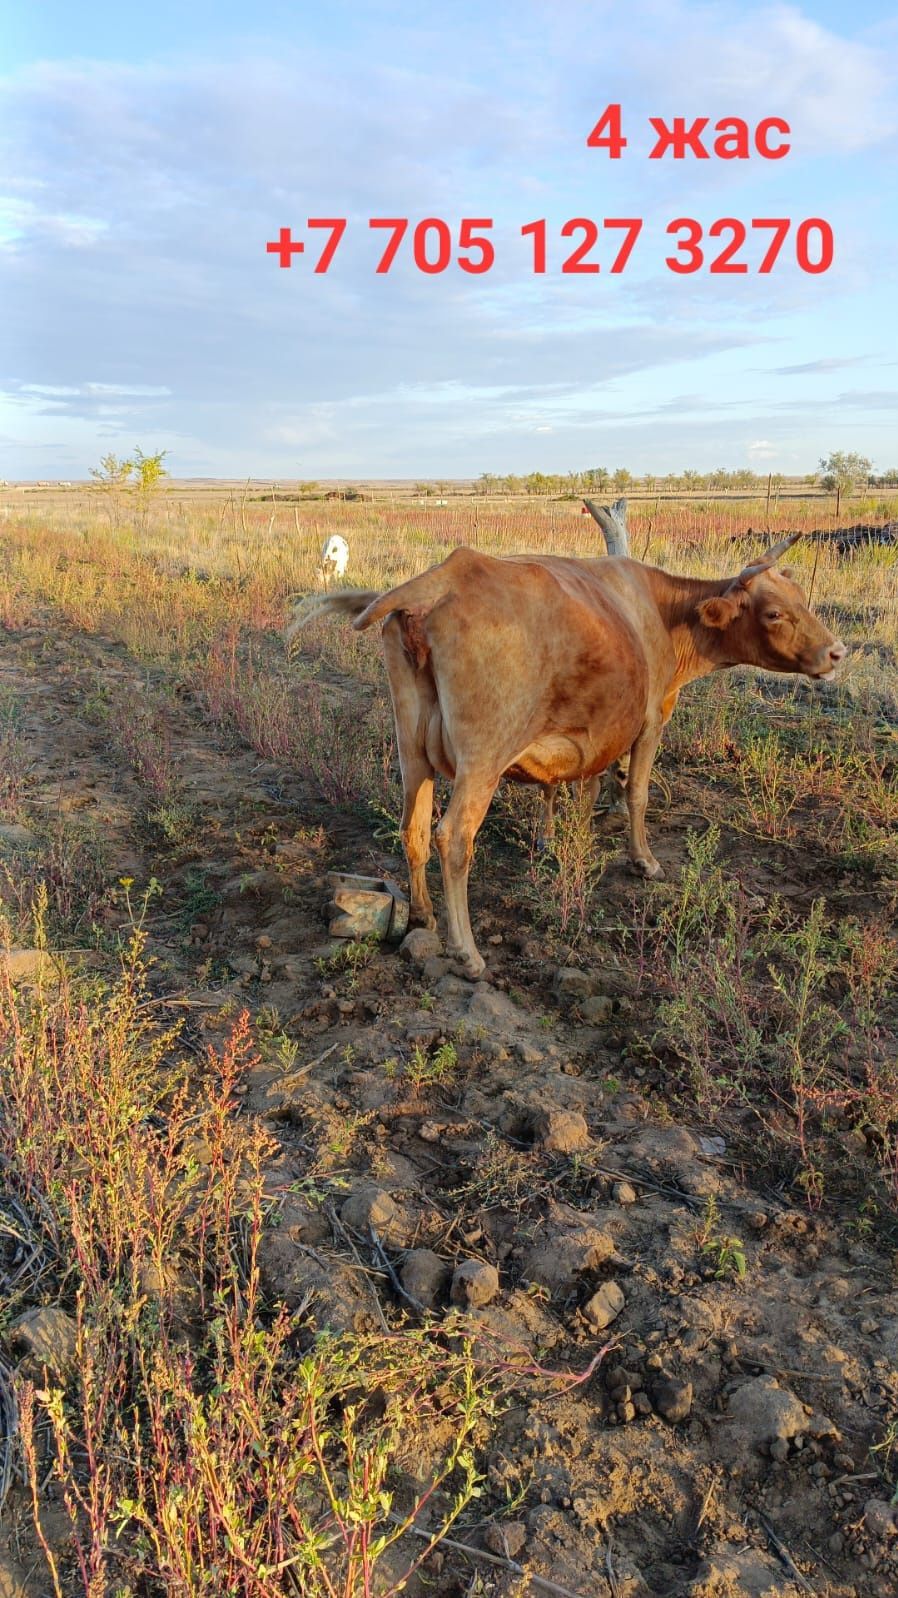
[626, 713, 664, 879]
[434, 772, 496, 979]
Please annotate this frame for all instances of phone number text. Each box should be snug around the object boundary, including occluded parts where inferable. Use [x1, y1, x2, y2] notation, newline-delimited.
[265, 217, 834, 276]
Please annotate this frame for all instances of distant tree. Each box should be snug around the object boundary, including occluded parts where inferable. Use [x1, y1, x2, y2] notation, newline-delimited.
[612, 467, 632, 494]
[89, 451, 134, 527]
[817, 452, 872, 493]
[130, 447, 169, 531]
[524, 472, 550, 496]
[583, 467, 610, 493]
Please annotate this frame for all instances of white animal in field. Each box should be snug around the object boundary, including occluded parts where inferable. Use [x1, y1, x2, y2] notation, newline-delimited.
[321, 534, 349, 581]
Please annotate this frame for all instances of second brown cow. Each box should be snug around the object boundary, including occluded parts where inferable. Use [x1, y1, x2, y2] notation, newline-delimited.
[299, 536, 845, 978]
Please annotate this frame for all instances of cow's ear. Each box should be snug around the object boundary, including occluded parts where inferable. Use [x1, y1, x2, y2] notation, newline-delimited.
[697, 589, 746, 629]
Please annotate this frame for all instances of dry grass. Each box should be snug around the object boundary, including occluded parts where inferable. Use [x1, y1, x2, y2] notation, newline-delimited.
[0, 910, 494, 1597]
[0, 486, 896, 1589]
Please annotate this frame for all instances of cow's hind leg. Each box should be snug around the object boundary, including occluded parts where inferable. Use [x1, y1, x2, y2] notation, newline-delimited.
[539, 774, 602, 851]
[537, 783, 557, 851]
[435, 770, 497, 980]
[597, 760, 628, 826]
[382, 619, 437, 930]
[401, 766, 437, 929]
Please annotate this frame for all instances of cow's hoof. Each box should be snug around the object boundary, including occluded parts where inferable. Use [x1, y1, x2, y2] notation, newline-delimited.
[447, 948, 487, 982]
[409, 910, 438, 932]
[630, 856, 664, 880]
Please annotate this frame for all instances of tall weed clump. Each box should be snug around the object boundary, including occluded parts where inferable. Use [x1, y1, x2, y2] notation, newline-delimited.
[0, 913, 490, 1597]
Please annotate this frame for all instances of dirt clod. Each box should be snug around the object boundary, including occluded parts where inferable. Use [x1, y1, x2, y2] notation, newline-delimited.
[400, 927, 442, 966]
[687, 1549, 803, 1596]
[523, 1213, 615, 1292]
[723, 1375, 808, 1455]
[400, 1248, 448, 1309]
[583, 1280, 625, 1329]
[581, 993, 614, 1024]
[0, 1553, 41, 1598]
[651, 1376, 693, 1423]
[10, 1305, 77, 1375]
[533, 1107, 590, 1153]
[450, 1259, 500, 1308]
[553, 967, 598, 1000]
[340, 1183, 410, 1244]
[864, 1499, 898, 1540]
[484, 1520, 527, 1558]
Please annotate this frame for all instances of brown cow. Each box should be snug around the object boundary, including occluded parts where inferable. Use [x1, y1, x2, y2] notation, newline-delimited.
[295, 536, 845, 979]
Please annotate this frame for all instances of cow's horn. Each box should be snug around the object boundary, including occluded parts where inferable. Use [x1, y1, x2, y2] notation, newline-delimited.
[737, 531, 802, 583]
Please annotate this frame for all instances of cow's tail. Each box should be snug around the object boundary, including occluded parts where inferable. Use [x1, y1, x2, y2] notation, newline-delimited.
[284, 589, 380, 644]
[351, 555, 465, 631]
[287, 552, 466, 641]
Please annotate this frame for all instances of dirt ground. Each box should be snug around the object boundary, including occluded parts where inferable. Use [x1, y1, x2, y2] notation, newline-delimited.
[1, 603, 897, 1598]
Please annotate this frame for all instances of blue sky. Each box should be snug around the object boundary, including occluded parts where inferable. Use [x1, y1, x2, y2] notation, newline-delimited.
[1, 0, 896, 479]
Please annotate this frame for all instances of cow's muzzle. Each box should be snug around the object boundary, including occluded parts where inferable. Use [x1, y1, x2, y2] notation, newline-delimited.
[811, 639, 847, 681]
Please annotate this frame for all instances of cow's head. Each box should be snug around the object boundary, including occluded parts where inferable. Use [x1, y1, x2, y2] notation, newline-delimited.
[696, 535, 847, 680]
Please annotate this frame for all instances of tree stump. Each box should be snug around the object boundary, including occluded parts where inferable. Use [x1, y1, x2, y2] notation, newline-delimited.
[582, 497, 630, 557]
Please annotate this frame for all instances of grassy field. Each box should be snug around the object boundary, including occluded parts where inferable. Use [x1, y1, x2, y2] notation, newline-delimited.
[0, 490, 896, 1597]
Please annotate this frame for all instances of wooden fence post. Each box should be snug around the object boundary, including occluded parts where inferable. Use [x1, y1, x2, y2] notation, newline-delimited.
[582, 497, 630, 557]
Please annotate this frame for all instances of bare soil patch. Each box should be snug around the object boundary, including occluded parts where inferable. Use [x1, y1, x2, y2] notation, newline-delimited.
[1, 587, 896, 1597]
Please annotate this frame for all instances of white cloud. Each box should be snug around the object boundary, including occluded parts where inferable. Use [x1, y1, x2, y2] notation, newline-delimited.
[0, 2, 893, 474]
[573, 1, 895, 154]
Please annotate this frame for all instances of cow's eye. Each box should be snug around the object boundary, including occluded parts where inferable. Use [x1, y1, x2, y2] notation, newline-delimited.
[765, 610, 784, 622]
